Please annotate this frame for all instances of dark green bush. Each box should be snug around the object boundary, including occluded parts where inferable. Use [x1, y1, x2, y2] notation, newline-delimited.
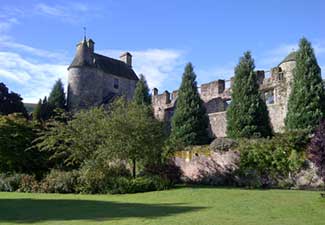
[142, 159, 182, 184]
[78, 160, 131, 194]
[237, 130, 309, 188]
[108, 176, 171, 194]
[39, 170, 79, 193]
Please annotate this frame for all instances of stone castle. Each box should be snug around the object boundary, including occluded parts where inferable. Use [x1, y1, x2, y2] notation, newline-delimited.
[67, 37, 138, 110]
[67, 37, 296, 137]
[152, 52, 297, 137]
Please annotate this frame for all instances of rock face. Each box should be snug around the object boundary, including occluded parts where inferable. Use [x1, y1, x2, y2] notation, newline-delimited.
[174, 149, 240, 185]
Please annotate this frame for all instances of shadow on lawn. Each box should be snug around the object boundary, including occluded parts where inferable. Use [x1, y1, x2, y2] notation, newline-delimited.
[0, 198, 205, 223]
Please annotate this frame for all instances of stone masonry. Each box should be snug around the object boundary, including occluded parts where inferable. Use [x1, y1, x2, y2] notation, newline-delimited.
[152, 52, 297, 137]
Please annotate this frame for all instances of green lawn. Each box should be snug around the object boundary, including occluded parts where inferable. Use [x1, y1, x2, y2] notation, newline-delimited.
[0, 187, 324, 225]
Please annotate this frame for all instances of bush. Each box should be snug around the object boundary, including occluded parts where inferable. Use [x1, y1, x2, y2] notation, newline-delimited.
[108, 176, 171, 194]
[18, 175, 39, 193]
[209, 137, 238, 152]
[142, 160, 182, 184]
[39, 170, 79, 193]
[78, 160, 131, 194]
[237, 130, 308, 188]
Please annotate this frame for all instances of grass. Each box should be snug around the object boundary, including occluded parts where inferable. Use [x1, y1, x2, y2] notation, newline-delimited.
[0, 186, 324, 225]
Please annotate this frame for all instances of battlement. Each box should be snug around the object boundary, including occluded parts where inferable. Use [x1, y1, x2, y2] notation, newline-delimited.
[152, 52, 297, 137]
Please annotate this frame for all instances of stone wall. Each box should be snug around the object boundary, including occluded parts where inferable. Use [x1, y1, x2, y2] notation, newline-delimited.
[151, 53, 297, 137]
[208, 112, 227, 137]
[68, 67, 137, 110]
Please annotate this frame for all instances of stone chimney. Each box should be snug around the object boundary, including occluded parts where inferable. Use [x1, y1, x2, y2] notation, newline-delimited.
[87, 39, 95, 53]
[120, 52, 132, 67]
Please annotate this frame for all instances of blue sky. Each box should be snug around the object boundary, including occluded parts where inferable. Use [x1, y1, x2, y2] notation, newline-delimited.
[0, 0, 324, 103]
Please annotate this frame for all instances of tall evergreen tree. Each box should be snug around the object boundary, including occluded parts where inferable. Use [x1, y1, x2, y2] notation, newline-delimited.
[37, 97, 52, 121]
[48, 79, 66, 110]
[133, 74, 151, 106]
[170, 62, 209, 146]
[285, 38, 325, 131]
[33, 99, 42, 121]
[227, 51, 272, 138]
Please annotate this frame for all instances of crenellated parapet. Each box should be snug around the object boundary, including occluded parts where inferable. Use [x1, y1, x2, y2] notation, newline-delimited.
[152, 51, 297, 137]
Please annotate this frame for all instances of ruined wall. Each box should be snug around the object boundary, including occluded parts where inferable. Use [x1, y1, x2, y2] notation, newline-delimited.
[208, 112, 227, 137]
[152, 56, 296, 138]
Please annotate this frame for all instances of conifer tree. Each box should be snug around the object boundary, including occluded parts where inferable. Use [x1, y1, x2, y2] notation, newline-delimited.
[48, 79, 66, 110]
[33, 99, 42, 121]
[133, 74, 151, 106]
[170, 63, 209, 146]
[285, 38, 325, 131]
[40, 97, 51, 121]
[227, 51, 272, 138]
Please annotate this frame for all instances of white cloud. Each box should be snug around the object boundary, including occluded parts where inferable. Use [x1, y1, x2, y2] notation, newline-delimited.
[34, 2, 100, 23]
[0, 51, 68, 103]
[99, 49, 185, 90]
[0, 41, 68, 62]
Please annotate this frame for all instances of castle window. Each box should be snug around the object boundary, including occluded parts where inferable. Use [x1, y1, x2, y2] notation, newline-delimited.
[264, 89, 275, 104]
[114, 78, 119, 89]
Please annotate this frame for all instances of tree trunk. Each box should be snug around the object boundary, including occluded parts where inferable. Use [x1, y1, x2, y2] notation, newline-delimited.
[132, 159, 136, 179]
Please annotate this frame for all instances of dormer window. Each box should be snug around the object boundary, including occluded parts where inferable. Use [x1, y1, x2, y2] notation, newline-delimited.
[114, 78, 119, 89]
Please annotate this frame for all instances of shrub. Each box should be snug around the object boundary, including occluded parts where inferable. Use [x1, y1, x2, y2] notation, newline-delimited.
[108, 176, 171, 194]
[78, 160, 131, 194]
[142, 159, 182, 184]
[308, 120, 325, 187]
[237, 130, 308, 188]
[39, 170, 79, 193]
[18, 175, 39, 193]
[209, 137, 238, 152]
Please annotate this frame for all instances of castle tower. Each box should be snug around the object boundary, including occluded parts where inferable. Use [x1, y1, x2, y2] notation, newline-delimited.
[67, 37, 139, 111]
[67, 37, 103, 110]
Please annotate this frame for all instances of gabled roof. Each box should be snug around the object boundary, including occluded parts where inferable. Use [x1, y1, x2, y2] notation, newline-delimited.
[68, 50, 138, 81]
[93, 53, 138, 81]
[279, 51, 297, 65]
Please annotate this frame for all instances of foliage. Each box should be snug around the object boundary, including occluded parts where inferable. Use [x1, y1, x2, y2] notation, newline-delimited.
[33, 97, 53, 122]
[170, 63, 210, 146]
[109, 176, 171, 194]
[308, 120, 325, 185]
[34, 107, 108, 169]
[0, 173, 22, 192]
[227, 52, 272, 138]
[35, 98, 166, 180]
[0, 82, 27, 117]
[142, 159, 183, 184]
[48, 79, 66, 110]
[238, 130, 309, 188]
[17, 174, 39, 193]
[133, 74, 151, 106]
[209, 137, 238, 152]
[0, 114, 47, 174]
[99, 98, 166, 178]
[78, 159, 131, 194]
[39, 170, 80, 193]
[285, 38, 325, 131]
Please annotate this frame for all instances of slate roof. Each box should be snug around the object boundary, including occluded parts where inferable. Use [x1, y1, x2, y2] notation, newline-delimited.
[279, 51, 297, 65]
[93, 53, 138, 80]
[68, 47, 138, 81]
